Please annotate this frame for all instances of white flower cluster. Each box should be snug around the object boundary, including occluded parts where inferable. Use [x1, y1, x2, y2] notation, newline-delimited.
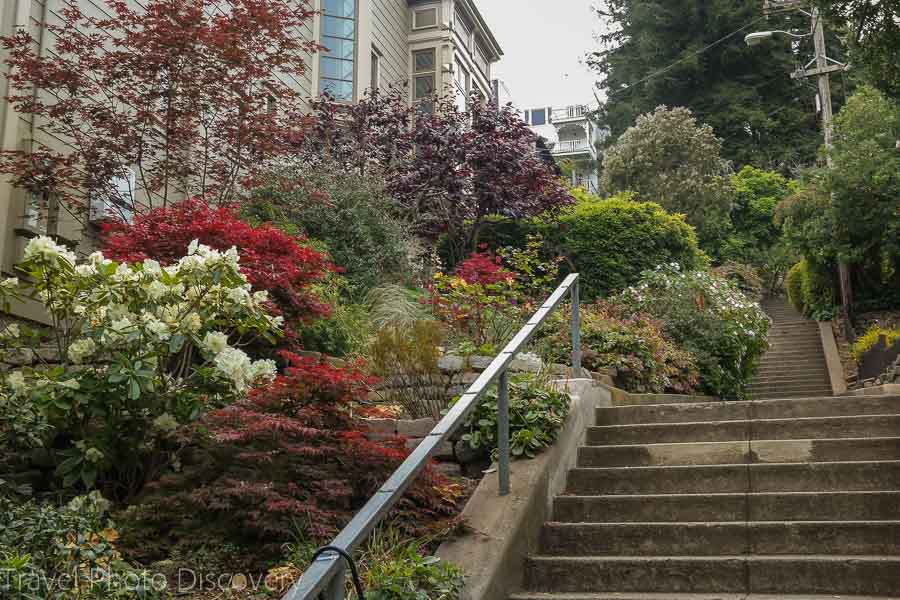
[23, 236, 77, 265]
[68, 338, 97, 364]
[208, 342, 277, 392]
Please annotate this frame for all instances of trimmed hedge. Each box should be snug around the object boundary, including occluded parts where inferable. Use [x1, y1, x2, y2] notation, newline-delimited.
[555, 195, 707, 299]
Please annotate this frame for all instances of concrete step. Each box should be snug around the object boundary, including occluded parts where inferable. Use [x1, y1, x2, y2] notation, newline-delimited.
[564, 461, 900, 495]
[578, 438, 900, 467]
[596, 396, 900, 425]
[597, 396, 900, 425]
[612, 394, 721, 407]
[751, 373, 830, 383]
[587, 415, 900, 445]
[748, 381, 832, 391]
[553, 491, 900, 523]
[511, 593, 900, 600]
[539, 521, 900, 556]
[755, 361, 828, 371]
[523, 555, 900, 595]
[751, 390, 836, 400]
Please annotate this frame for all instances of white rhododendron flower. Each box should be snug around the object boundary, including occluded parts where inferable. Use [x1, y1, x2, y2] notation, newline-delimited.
[7, 371, 27, 396]
[202, 331, 229, 355]
[2, 323, 20, 339]
[152, 412, 179, 433]
[250, 359, 278, 383]
[68, 338, 97, 364]
[183, 312, 202, 333]
[145, 317, 171, 341]
[146, 280, 168, 300]
[143, 258, 162, 276]
[214, 347, 253, 390]
[1, 277, 19, 291]
[24, 236, 77, 265]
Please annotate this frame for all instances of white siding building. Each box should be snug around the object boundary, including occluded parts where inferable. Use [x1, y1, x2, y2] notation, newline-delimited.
[523, 103, 606, 193]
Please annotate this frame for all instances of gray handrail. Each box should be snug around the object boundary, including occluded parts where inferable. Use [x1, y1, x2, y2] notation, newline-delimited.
[283, 273, 582, 600]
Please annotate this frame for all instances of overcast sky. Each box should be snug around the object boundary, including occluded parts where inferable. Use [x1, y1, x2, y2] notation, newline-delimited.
[477, 0, 601, 111]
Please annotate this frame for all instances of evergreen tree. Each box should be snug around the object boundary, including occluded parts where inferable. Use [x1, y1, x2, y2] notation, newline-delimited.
[590, 0, 833, 170]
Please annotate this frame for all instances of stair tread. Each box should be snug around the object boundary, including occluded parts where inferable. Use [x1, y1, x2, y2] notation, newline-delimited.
[590, 413, 900, 429]
[511, 594, 900, 599]
[570, 458, 900, 471]
[528, 554, 900, 561]
[582, 435, 900, 449]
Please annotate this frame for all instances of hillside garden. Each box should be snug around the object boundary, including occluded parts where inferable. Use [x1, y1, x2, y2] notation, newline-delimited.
[18, 0, 900, 598]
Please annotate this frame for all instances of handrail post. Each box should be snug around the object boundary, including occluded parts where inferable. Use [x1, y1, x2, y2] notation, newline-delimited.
[324, 563, 345, 600]
[571, 278, 582, 378]
[497, 369, 510, 496]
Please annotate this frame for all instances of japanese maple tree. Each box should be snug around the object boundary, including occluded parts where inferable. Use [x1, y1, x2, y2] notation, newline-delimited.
[128, 352, 460, 559]
[101, 199, 333, 332]
[0, 0, 318, 222]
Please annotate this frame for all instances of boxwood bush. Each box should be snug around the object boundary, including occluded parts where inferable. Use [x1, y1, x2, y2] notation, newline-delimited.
[554, 194, 707, 298]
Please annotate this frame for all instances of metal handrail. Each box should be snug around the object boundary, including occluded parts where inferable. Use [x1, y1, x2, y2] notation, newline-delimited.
[283, 274, 582, 600]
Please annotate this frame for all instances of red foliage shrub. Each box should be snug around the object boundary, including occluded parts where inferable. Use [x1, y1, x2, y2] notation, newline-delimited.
[127, 353, 460, 559]
[102, 199, 334, 331]
[454, 249, 515, 286]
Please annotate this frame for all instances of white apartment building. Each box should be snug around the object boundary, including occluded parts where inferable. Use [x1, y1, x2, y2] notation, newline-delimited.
[523, 103, 605, 193]
[0, 0, 502, 323]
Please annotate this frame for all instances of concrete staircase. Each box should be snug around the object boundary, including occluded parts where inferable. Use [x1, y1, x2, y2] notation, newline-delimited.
[510, 393, 900, 598]
[749, 297, 832, 400]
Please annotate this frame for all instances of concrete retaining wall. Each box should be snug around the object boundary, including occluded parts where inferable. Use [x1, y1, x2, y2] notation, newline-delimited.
[435, 378, 610, 600]
[819, 321, 848, 396]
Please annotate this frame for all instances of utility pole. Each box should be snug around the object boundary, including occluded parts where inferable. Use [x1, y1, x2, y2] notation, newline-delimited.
[789, 6, 853, 324]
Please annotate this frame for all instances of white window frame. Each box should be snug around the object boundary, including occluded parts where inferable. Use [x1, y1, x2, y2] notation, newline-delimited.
[91, 168, 136, 224]
[412, 48, 437, 103]
[413, 6, 438, 30]
[371, 47, 381, 91]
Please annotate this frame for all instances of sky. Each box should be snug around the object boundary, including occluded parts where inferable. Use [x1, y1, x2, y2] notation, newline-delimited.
[476, 1, 601, 111]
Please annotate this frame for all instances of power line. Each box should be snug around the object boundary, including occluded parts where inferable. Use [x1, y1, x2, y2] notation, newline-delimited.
[605, 14, 769, 99]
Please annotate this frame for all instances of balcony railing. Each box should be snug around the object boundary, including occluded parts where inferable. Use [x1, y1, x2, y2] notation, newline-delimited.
[553, 139, 591, 154]
[551, 105, 588, 122]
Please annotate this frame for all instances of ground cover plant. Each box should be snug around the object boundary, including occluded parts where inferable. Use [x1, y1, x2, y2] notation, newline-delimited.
[456, 373, 571, 460]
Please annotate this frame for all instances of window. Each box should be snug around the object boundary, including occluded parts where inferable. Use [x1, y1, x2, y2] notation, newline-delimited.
[371, 49, 381, 90]
[474, 40, 490, 77]
[455, 7, 473, 50]
[413, 7, 438, 29]
[319, 0, 357, 101]
[531, 108, 546, 126]
[90, 169, 135, 224]
[23, 191, 59, 234]
[413, 48, 436, 102]
[454, 59, 470, 110]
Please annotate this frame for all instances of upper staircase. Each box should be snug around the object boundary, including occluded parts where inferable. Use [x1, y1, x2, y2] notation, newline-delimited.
[509, 392, 900, 598]
[749, 296, 833, 399]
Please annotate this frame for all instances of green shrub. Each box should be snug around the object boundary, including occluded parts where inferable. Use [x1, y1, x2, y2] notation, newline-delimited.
[536, 302, 700, 395]
[799, 260, 837, 320]
[618, 266, 770, 400]
[457, 373, 570, 459]
[786, 261, 806, 313]
[851, 325, 900, 361]
[247, 168, 414, 297]
[0, 492, 161, 599]
[786, 260, 837, 320]
[554, 194, 707, 299]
